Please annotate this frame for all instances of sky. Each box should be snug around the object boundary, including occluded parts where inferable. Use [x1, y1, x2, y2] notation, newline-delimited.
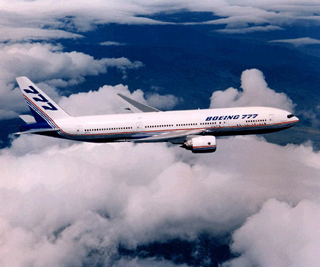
[1, 1, 320, 266]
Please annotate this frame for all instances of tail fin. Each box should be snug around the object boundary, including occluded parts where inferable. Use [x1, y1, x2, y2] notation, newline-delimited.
[16, 77, 70, 129]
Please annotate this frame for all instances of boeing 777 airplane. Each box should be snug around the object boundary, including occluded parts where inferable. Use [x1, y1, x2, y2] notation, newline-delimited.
[16, 77, 299, 153]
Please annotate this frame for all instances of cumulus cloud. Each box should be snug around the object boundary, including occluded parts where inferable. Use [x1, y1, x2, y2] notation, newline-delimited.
[145, 93, 182, 110]
[58, 84, 180, 116]
[0, 42, 142, 119]
[58, 84, 143, 115]
[1, 131, 320, 266]
[269, 37, 320, 46]
[210, 69, 294, 112]
[0, 43, 142, 83]
[225, 199, 320, 267]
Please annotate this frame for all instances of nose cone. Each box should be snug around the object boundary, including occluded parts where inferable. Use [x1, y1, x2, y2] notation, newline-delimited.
[287, 114, 299, 125]
[292, 115, 299, 123]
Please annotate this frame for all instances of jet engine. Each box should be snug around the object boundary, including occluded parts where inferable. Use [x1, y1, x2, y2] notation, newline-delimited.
[182, 136, 217, 153]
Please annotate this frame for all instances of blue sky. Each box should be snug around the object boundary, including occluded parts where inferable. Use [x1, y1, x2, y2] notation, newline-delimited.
[1, 1, 320, 266]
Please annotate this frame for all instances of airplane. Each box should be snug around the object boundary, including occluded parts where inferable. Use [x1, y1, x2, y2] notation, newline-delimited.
[15, 76, 299, 153]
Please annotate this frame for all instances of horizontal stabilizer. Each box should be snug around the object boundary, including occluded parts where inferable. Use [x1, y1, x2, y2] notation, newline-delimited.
[15, 128, 60, 135]
[134, 129, 204, 143]
[19, 115, 36, 124]
[117, 93, 160, 113]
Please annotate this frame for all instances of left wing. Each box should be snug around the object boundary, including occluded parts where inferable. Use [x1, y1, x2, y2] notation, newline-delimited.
[133, 129, 205, 143]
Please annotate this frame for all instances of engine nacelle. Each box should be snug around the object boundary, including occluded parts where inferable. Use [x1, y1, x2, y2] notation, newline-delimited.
[182, 136, 217, 153]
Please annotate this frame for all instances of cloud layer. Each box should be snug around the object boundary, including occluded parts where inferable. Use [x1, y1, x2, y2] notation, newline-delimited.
[1, 133, 320, 266]
[225, 199, 320, 267]
[1, 0, 320, 42]
[270, 37, 320, 46]
[1, 69, 320, 266]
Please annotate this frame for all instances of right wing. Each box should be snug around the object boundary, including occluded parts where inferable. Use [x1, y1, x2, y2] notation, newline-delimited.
[133, 129, 205, 143]
[117, 93, 160, 113]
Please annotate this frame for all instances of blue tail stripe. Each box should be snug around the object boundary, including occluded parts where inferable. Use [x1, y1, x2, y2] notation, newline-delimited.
[25, 98, 56, 129]
[30, 106, 47, 124]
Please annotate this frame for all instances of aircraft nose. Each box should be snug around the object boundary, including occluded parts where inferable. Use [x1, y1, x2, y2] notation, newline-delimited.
[292, 115, 299, 124]
[287, 113, 299, 123]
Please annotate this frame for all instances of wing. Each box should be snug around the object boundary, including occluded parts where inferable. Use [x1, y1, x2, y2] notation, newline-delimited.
[117, 93, 160, 113]
[133, 129, 205, 143]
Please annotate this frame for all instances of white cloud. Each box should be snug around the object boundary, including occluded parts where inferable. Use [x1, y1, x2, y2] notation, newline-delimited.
[1, 130, 319, 266]
[225, 199, 320, 267]
[0, 42, 143, 119]
[0, 0, 320, 41]
[0, 27, 82, 43]
[146, 93, 182, 110]
[58, 83, 180, 115]
[269, 37, 320, 46]
[217, 25, 283, 34]
[100, 41, 126, 46]
[58, 84, 144, 116]
[210, 69, 294, 112]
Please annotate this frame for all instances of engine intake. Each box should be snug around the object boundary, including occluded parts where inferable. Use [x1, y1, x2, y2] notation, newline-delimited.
[182, 136, 217, 153]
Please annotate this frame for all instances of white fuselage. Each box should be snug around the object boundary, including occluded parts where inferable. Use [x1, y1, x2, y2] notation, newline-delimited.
[16, 76, 299, 153]
[52, 106, 299, 143]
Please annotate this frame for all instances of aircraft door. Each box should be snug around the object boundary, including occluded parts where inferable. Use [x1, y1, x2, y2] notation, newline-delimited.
[136, 122, 143, 132]
[76, 125, 83, 135]
[269, 114, 275, 125]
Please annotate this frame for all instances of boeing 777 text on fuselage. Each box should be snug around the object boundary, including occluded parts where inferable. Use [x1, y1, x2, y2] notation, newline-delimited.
[16, 77, 299, 153]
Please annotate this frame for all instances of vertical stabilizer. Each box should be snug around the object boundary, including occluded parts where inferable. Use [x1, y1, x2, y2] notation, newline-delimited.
[16, 77, 70, 128]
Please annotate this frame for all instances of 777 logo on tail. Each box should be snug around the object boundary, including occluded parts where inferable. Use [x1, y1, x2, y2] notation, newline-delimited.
[24, 85, 58, 111]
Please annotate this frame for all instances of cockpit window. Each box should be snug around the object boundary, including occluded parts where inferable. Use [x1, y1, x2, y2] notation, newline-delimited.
[287, 114, 295, 119]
